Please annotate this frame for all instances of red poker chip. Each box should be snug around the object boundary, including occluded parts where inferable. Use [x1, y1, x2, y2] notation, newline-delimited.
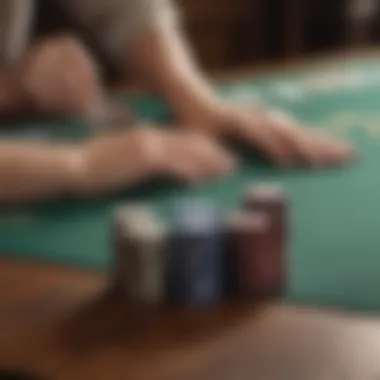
[226, 212, 273, 297]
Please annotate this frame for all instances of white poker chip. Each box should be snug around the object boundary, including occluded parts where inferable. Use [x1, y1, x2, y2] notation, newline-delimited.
[245, 184, 286, 202]
[174, 198, 218, 234]
[114, 204, 167, 305]
[114, 204, 166, 242]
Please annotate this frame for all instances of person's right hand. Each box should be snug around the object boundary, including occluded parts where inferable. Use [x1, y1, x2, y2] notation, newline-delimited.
[180, 103, 356, 168]
[75, 127, 235, 195]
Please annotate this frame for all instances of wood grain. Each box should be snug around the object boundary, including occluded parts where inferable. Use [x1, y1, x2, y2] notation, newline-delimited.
[2, 259, 380, 380]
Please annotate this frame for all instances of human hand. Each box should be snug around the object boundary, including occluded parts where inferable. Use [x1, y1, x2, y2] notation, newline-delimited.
[77, 127, 234, 195]
[181, 103, 356, 168]
[15, 36, 104, 117]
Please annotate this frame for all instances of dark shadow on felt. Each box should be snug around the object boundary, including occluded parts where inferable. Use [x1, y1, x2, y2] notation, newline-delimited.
[227, 138, 274, 169]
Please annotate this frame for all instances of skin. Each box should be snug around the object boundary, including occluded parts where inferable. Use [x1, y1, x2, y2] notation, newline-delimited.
[0, 19, 355, 202]
[125, 23, 355, 168]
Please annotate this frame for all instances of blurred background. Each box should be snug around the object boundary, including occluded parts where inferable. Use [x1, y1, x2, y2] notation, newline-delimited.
[33, 0, 380, 72]
[34, 0, 380, 73]
[178, 0, 380, 70]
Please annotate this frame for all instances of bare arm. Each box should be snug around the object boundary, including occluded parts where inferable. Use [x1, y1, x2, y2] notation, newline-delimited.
[126, 23, 219, 126]
[0, 128, 233, 203]
[60, 0, 218, 127]
[0, 141, 82, 202]
[123, 10, 354, 167]
[0, 43, 94, 202]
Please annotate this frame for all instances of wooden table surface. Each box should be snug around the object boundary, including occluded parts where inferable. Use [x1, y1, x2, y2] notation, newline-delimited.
[4, 50, 380, 379]
[2, 258, 380, 380]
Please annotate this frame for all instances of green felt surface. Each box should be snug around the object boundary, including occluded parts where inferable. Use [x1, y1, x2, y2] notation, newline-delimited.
[2, 57, 380, 312]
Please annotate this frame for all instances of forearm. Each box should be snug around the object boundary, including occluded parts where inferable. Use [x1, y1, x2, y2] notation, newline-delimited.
[127, 23, 219, 125]
[0, 129, 166, 203]
[0, 142, 83, 202]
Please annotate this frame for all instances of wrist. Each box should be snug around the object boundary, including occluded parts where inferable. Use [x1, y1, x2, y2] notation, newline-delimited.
[59, 147, 91, 197]
[70, 128, 165, 197]
[177, 100, 232, 136]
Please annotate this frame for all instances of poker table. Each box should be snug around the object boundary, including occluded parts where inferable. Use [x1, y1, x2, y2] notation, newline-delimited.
[4, 51, 380, 380]
[2, 52, 380, 315]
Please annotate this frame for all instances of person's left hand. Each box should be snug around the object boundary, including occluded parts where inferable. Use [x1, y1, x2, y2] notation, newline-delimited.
[180, 103, 356, 168]
[15, 36, 104, 117]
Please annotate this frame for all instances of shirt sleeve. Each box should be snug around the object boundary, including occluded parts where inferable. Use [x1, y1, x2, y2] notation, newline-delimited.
[0, 0, 35, 66]
[61, 0, 179, 66]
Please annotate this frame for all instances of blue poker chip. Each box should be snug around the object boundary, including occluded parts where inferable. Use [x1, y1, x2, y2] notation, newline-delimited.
[172, 198, 219, 233]
[168, 198, 223, 307]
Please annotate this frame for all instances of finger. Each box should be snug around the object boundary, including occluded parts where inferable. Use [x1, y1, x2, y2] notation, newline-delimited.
[189, 135, 236, 177]
[312, 130, 356, 166]
[267, 110, 324, 167]
[269, 109, 357, 167]
[168, 132, 233, 180]
[162, 132, 211, 182]
[241, 112, 295, 166]
[167, 159, 205, 183]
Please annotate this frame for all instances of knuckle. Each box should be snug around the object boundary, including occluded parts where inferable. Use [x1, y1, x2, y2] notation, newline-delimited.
[133, 128, 162, 165]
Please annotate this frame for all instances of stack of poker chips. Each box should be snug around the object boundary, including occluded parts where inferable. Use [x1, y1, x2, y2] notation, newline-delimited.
[113, 183, 288, 307]
[230, 184, 287, 298]
[113, 205, 168, 306]
[168, 199, 223, 307]
[225, 212, 271, 298]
